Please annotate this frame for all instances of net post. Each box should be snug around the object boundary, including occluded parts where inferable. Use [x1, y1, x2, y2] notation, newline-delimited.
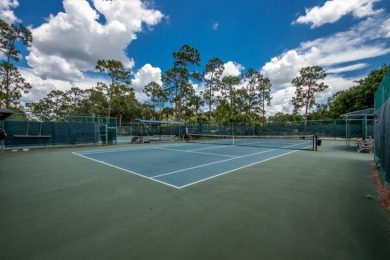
[314, 135, 318, 151]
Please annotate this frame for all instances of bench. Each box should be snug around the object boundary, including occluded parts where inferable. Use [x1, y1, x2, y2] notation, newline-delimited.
[131, 136, 150, 144]
[357, 138, 373, 153]
[131, 135, 176, 144]
[13, 135, 52, 138]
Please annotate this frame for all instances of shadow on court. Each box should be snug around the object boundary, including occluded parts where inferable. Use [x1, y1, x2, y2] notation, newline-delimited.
[0, 141, 388, 259]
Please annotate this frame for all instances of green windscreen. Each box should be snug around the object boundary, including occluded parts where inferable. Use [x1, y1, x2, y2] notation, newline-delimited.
[374, 71, 390, 187]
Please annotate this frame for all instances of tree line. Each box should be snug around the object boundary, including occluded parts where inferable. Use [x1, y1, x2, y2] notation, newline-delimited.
[268, 64, 389, 123]
[1, 19, 388, 125]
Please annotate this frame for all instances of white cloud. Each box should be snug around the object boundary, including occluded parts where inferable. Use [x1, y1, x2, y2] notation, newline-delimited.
[221, 61, 244, 78]
[212, 22, 219, 30]
[264, 13, 390, 116]
[326, 63, 368, 73]
[267, 87, 295, 115]
[0, 0, 19, 24]
[263, 15, 390, 88]
[262, 50, 308, 88]
[320, 75, 356, 100]
[26, 0, 164, 81]
[130, 64, 162, 100]
[19, 67, 108, 105]
[266, 75, 359, 116]
[294, 0, 381, 28]
[383, 17, 390, 38]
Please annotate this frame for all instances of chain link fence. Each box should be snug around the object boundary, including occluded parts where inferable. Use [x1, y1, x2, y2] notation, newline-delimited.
[374, 71, 390, 187]
[2, 114, 117, 148]
[184, 120, 371, 138]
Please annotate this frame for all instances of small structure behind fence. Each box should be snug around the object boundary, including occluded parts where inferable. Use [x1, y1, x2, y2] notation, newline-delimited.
[117, 119, 182, 137]
[2, 114, 117, 148]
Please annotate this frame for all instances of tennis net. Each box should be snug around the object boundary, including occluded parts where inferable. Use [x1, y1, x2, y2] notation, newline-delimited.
[189, 134, 318, 151]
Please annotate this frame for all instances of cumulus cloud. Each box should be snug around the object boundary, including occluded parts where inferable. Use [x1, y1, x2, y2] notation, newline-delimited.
[263, 15, 390, 88]
[262, 50, 307, 88]
[293, 0, 382, 28]
[212, 22, 219, 30]
[26, 0, 164, 81]
[221, 61, 244, 78]
[19, 68, 109, 105]
[0, 0, 19, 24]
[264, 13, 390, 115]
[266, 75, 358, 116]
[130, 64, 162, 100]
[267, 87, 295, 115]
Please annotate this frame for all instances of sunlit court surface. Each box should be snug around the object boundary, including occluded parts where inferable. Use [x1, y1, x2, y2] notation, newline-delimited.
[73, 140, 312, 189]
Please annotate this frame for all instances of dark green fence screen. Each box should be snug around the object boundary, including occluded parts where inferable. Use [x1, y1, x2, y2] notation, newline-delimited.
[4, 121, 99, 147]
[118, 124, 181, 136]
[184, 120, 367, 138]
[374, 71, 390, 187]
[2, 114, 117, 148]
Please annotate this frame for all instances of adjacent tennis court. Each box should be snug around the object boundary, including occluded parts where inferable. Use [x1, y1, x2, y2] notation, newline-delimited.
[73, 136, 315, 188]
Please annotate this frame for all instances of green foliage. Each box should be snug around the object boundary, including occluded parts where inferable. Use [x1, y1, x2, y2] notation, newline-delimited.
[17, 34, 389, 127]
[95, 59, 131, 117]
[65, 87, 92, 114]
[161, 107, 174, 121]
[292, 66, 328, 125]
[187, 93, 204, 121]
[268, 112, 304, 123]
[26, 81, 140, 124]
[213, 99, 232, 122]
[0, 63, 31, 109]
[202, 57, 224, 120]
[26, 90, 69, 121]
[219, 75, 241, 122]
[0, 19, 32, 109]
[326, 64, 389, 118]
[135, 102, 152, 120]
[0, 19, 32, 62]
[162, 44, 201, 121]
[143, 81, 167, 120]
[242, 68, 272, 126]
[111, 85, 138, 125]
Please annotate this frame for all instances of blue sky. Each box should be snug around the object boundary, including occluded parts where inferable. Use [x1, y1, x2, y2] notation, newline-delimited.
[1, 0, 390, 115]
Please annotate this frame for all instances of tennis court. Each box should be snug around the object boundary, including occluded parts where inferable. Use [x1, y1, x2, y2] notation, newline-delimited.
[73, 136, 315, 188]
[1, 140, 389, 259]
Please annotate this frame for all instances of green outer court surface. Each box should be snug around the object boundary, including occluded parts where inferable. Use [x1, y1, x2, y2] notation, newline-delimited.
[0, 140, 389, 259]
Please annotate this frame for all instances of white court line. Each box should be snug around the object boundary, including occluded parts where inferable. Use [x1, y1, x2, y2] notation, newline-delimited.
[189, 145, 235, 152]
[72, 152, 181, 189]
[151, 148, 278, 179]
[235, 140, 312, 148]
[153, 147, 238, 158]
[73, 141, 313, 189]
[151, 141, 312, 179]
[177, 149, 299, 189]
[189, 140, 313, 151]
[75, 143, 188, 155]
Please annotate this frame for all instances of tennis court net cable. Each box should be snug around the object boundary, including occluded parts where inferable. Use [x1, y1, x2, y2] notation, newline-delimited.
[188, 134, 319, 151]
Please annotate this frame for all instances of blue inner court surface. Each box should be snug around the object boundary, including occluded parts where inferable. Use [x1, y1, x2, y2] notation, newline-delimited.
[73, 141, 312, 189]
